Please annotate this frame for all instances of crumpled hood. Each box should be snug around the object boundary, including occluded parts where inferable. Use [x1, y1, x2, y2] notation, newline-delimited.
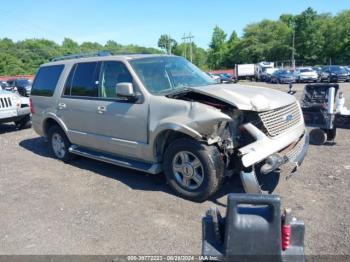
[189, 83, 297, 111]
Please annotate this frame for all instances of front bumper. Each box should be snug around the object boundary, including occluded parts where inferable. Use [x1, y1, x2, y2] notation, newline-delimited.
[299, 76, 317, 82]
[239, 123, 308, 169]
[238, 124, 309, 194]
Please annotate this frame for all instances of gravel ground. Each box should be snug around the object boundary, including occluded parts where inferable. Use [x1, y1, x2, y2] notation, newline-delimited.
[0, 82, 349, 256]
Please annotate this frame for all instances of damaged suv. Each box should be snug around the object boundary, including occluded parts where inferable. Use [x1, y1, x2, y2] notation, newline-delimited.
[31, 54, 309, 201]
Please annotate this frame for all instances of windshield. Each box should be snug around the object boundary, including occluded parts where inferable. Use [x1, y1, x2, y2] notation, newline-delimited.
[328, 66, 347, 73]
[129, 56, 216, 94]
[16, 79, 31, 87]
[279, 70, 293, 76]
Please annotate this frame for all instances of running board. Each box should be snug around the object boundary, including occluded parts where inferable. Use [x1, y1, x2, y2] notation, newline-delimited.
[68, 145, 162, 174]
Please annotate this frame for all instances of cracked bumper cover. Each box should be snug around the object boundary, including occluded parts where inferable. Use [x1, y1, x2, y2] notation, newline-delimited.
[239, 123, 309, 169]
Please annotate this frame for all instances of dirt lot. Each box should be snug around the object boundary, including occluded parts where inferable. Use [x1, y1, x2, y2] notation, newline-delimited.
[1, 82, 350, 256]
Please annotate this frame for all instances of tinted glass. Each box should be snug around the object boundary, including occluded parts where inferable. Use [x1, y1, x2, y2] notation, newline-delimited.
[15, 79, 31, 88]
[31, 65, 64, 96]
[330, 66, 347, 73]
[70, 62, 99, 97]
[63, 64, 77, 96]
[300, 69, 312, 73]
[99, 61, 133, 98]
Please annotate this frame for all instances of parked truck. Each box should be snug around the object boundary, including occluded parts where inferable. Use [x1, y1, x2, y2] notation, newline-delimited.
[235, 64, 256, 81]
[255, 62, 275, 81]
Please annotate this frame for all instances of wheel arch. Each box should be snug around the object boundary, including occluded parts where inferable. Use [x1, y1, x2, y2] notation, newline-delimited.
[43, 115, 68, 137]
[153, 128, 201, 162]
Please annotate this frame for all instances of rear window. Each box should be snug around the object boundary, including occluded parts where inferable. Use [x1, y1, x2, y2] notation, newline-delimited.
[31, 65, 64, 97]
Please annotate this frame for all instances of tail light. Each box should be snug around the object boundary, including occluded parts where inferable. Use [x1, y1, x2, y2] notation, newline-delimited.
[29, 98, 35, 114]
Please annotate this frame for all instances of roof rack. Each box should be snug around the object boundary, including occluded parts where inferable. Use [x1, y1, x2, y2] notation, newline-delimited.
[51, 51, 112, 62]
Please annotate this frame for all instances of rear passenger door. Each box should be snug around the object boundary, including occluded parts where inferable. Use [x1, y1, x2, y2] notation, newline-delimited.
[57, 62, 102, 149]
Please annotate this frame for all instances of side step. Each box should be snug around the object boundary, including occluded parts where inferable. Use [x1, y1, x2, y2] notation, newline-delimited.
[68, 145, 162, 174]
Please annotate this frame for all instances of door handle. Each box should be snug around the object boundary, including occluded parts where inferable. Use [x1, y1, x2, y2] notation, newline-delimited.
[58, 103, 66, 109]
[97, 106, 107, 113]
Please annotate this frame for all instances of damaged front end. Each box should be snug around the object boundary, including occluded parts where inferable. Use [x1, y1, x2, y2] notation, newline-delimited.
[168, 90, 309, 194]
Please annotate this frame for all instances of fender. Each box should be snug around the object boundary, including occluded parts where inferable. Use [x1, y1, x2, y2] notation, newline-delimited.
[43, 113, 69, 136]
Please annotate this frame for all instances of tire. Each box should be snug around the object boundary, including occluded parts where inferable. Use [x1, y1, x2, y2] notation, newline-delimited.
[15, 115, 32, 129]
[325, 127, 337, 141]
[163, 138, 224, 202]
[309, 128, 327, 145]
[48, 125, 75, 162]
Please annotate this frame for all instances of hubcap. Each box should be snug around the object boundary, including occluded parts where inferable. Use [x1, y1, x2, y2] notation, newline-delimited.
[172, 151, 204, 190]
[52, 133, 66, 159]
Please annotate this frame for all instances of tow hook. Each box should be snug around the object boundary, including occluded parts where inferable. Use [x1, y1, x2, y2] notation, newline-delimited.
[260, 154, 287, 175]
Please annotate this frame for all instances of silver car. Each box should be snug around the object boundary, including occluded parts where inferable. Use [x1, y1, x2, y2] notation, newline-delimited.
[31, 54, 309, 201]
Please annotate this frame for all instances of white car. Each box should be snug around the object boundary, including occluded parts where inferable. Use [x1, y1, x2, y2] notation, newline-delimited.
[295, 67, 319, 83]
[0, 90, 31, 129]
[207, 73, 221, 83]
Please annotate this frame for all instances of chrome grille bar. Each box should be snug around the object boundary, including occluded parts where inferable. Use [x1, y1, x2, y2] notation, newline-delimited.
[259, 102, 302, 137]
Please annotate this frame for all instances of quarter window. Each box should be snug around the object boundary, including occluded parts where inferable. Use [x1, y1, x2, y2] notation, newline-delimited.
[31, 65, 64, 97]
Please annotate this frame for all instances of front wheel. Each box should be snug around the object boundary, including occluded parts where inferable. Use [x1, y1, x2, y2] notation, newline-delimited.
[163, 138, 224, 202]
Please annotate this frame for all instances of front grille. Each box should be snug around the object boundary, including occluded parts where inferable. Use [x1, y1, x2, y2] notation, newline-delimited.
[285, 135, 305, 162]
[0, 97, 12, 109]
[258, 102, 302, 137]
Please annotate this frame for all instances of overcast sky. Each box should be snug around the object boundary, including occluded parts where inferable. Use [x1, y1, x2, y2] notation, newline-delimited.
[0, 0, 349, 48]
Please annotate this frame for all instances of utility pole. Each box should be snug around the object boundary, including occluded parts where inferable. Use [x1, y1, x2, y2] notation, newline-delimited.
[290, 20, 296, 70]
[168, 34, 172, 55]
[182, 34, 187, 59]
[292, 28, 296, 70]
[182, 33, 194, 62]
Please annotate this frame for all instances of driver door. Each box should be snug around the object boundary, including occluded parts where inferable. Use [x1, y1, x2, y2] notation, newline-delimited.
[92, 61, 148, 160]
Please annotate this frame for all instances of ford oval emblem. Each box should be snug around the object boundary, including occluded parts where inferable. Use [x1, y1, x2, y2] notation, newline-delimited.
[283, 114, 294, 122]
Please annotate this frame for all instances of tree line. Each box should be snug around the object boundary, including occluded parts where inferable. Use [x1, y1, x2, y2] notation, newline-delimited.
[0, 38, 160, 75]
[1, 7, 349, 75]
[206, 8, 350, 69]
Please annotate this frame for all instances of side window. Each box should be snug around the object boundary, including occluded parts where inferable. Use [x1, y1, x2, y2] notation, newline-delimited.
[99, 61, 133, 99]
[31, 65, 64, 97]
[63, 64, 77, 96]
[70, 62, 99, 97]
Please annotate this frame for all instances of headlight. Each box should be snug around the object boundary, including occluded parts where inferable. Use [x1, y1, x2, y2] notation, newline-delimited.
[10, 95, 21, 108]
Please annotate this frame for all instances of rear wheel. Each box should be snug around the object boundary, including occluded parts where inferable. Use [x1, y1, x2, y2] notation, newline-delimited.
[163, 138, 224, 202]
[48, 125, 75, 162]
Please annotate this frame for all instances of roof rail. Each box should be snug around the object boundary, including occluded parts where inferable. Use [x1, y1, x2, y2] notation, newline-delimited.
[51, 51, 112, 62]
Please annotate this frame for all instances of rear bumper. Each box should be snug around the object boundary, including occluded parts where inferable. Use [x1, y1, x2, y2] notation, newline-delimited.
[280, 78, 295, 83]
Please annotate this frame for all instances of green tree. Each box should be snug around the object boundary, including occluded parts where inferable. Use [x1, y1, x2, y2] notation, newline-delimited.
[294, 7, 325, 64]
[158, 34, 177, 54]
[172, 42, 208, 70]
[207, 26, 227, 69]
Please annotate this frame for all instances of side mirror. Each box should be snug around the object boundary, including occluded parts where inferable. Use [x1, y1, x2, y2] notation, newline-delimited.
[116, 82, 137, 100]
